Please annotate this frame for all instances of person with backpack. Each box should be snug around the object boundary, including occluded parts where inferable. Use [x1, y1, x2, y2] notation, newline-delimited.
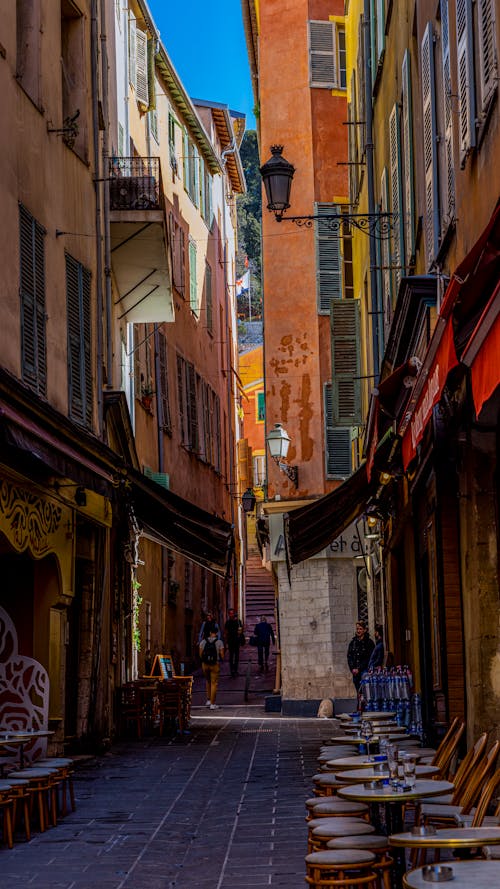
[199, 628, 224, 709]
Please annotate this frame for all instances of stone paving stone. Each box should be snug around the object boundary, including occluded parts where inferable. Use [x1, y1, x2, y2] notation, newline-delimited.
[0, 710, 328, 889]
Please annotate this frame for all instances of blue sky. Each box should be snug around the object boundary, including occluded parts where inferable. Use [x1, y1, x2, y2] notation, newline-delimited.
[148, 0, 256, 130]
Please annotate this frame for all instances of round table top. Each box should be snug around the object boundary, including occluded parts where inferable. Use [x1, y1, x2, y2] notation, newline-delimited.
[337, 779, 454, 804]
[340, 711, 396, 720]
[398, 747, 436, 758]
[390, 826, 500, 848]
[336, 765, 439, 783]
[403, 860, 500, 888]
[327, 755, 387, 770]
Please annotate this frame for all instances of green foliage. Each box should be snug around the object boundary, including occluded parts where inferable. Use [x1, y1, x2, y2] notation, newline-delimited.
[236, 130, 262, 291]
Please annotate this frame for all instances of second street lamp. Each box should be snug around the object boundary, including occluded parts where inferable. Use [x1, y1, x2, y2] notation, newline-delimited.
[266, 423, 298, 488]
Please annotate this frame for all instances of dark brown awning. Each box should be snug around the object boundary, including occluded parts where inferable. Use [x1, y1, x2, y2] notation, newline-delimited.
[284, 462, 372, 566]
[129, 469, 234, 579]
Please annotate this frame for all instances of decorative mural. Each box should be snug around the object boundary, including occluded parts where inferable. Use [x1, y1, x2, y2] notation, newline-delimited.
[0, 481, 62, 556]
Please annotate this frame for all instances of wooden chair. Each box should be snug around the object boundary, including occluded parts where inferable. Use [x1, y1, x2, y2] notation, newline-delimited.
[431, 718, 466, 779]
[420, 740, 500, 827]
[156, 681, 184, 735]
[117, 684, 145, 739]
[469, 767, 500, 827]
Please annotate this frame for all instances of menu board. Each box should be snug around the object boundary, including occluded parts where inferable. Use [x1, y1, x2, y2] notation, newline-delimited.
[149, 654, 174, 679]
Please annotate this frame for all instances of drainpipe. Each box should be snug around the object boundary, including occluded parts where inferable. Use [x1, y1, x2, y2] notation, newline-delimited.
[153, 323, 168, 630]
[100, 0, 113, 390]
[91, 0, 104, 435]
[363, 0, 380, 380]
[220, 143, 237, 608]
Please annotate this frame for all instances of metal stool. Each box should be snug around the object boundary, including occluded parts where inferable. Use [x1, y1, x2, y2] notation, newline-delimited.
[305, 848, 378, 889]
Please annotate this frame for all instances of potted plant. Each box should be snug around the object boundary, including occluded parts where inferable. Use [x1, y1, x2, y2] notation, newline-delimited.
[140, 383, 154, 411]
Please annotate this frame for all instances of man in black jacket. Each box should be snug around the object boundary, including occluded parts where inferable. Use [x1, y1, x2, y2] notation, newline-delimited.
[347, 621, 375, 693]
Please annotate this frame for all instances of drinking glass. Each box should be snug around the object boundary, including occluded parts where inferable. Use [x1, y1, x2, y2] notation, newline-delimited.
[403, 754, 417, 788]
[361, 719, 374, 761]
[386, 743, 398, 788]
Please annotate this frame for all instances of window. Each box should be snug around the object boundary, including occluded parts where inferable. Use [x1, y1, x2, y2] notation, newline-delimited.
[128, 12, 137, 90]
[149, 109, 159, 143]
[176, 355, 198, 451]
[17, 0, 42, 105]
[19, 205, 47, 396]
[380, 168, 393, 334]
[388, 103, 405, 291]
[253, 454, 266, 487]
[421, 22, 440, 266]
[200, 162, 213, 228]
[256, 391, 265, 423]
[204, 262, 213, 333]
[158, 331, 172, 434]
[118, 122, 125, 157]
[315, 203, 343, 312]
[135, 28, 149, 107]
[212, 392, 221, 472]
[330, 300, 361, 427]
[66, 253, 93, 428]
[439, 2, 455, 230]
[324, 384, 352, 478]
[169, 213, 186, 297]
[402, 50, 417, 261]
[477, 0, 497, 113]
[308, 20, 346, 90]
[456, 0, 476, 163]
[61, 0, 87, 158]
[183, 131, 200, 206]
[168, 113, 178, 174]
[189, 238, 198, 315]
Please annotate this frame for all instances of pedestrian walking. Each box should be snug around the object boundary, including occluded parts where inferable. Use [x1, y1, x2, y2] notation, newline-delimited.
[224, 608, 244, 677]
[197, 610, 221, 643]
[368, 624, 385, 669]
[253, 615, 275, 672]
[199, 628, 224, 709]
[347, 620, 375, 696]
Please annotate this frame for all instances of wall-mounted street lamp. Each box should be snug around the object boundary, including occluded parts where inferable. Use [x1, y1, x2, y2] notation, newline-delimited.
[266, 423, 299, 487]
[260, 145, 395, 239]
[241, 488, 257, 513]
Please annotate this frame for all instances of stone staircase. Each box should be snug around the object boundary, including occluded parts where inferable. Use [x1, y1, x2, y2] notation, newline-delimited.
[244, 551, 275, 634]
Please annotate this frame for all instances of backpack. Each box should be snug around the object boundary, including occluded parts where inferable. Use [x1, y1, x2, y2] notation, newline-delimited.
[202, 638, 218, 665]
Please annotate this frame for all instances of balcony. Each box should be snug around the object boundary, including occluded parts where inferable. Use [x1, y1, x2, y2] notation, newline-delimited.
[109, 157, 174, 324]
[109, 157, 163, 211]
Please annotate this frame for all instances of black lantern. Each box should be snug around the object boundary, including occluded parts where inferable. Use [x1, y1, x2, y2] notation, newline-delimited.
[241, 488, 256, 513]
[259, 145, 295, 221]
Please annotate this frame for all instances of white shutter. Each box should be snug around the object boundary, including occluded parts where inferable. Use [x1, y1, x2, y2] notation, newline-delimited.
[456, 0, 476, 162]
[315, 203, 342, 312]
[128, 13, 137, 91]
[402, 51, 416, 262]
[478, 0, 497, 112]
[389, 103, 405, 290]
[440, 0, 455, 226]
[421, 22, 440, 265]
[309, 20, 336, 88]
[135, 29, 149, 107]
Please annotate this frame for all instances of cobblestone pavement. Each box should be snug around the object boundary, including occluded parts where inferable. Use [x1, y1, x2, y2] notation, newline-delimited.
[0, 709, 328, 889]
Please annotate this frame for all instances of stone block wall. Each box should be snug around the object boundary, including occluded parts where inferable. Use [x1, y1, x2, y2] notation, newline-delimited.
[277, 556, 357, 701]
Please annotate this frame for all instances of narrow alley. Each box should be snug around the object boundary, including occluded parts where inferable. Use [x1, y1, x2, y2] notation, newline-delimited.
[0, 708, 326, 889]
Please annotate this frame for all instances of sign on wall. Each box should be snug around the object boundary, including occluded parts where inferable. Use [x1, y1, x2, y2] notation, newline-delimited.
[269, 514, 362, 562]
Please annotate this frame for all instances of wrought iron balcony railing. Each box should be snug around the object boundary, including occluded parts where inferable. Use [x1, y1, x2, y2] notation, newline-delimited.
[109, 157, 162, 211]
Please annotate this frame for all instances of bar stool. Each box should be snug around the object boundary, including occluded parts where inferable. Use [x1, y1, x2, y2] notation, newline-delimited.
[309, 818, 375, 853]
[5, 777, 31, 842]
[7, 767, 59, 832]
[36, 758, 76, 815]
[327, 837, 393, 889]
[305, 849, 378, 889]
[313, 773, 346, 796]
[0, 782, 14, 849]
[306, 798, 369, 822]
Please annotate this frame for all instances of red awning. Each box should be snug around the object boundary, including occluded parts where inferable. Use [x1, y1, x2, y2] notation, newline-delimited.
[461, 280, 500, 416]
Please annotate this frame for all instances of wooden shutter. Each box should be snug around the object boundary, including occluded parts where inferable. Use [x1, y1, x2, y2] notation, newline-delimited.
[389, 103, 405, 291]
[456, 0, 476, 162]
[81, 265, 92, 427]
[135, 29, 149, 106]
[309, 21, 336, 87]
[440, 0, 455, 227]
[203, 382, 211, 464]
[324, 384, 352, 478]
[66, 254, 91, 426]
[128, 13, 137, 90]
[186, 361, 198, 451]
[205, 262, 213, 332]
[421, 22, 440, 266]
[330, 299, 361, 426]
[402, 51, 416, 263]
[158, 331, 171, 433]
[19, 205, 46, 396]
[478, 0, 497, 112]
[380, 168, 393, 334]
[316, 203, 342, 312]
[176, 354, 186, 444]
[189, 239, 197, 314]
[213, 392, 221, 472]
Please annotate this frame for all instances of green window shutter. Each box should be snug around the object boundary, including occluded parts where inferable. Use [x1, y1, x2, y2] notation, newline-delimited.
[183, 130, 189, 191]
[66, 254, 92, 428]
[135, 28, 149, 106]
[316, 203, 342, 313]
[158, 331, 171, 433]
[324, 383, 352, 478]
[192, 145, 200, 206]
[189, 239, 198, 314]
[456, 0, 476, 162]
[330, 299, 361, 426]
[421, 22, 440, 265]
[143, 466, 170, 489]
[308, 20, 336, 87]
[257, 391, 265, 422]
[205, 262, 213, 332]
[440, 1, 455, 228]
[389, 103, 405, 291]
[376, 0, 386, 64]
[19, 205, 46, 396]
[199, 156, 206, 219]
[402, 50, 416, 262]
[370, 0, 377, 86]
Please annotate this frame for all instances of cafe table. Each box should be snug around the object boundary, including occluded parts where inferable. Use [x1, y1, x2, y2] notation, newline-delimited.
[337, 779, 454, 888]
[403, 859, 500, 888]
[0, 730, 54, 770]
[340, 711, 396, 720]
[336, 765, 439, 783]
[390, 825, 500, 852]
